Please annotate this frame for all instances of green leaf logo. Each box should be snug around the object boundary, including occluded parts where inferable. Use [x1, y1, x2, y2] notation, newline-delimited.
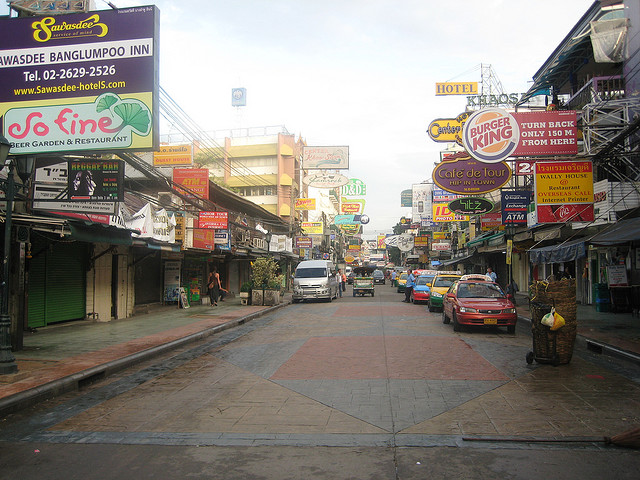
[94, 93, 152, 138]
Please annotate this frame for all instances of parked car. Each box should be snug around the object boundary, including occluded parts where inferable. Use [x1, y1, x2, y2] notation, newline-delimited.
[442, 276, 517, 333]
[410, 274, 436, 304]
[373, 269, 385, 284]
[427, 272, 462, 311]
[396, 272, 408, 293]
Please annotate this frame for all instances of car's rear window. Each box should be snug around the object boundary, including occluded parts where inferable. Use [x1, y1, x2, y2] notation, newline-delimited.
[415, 276, 434, 286]
[457, 282, 505, 298]
[434, 276, 459, 287]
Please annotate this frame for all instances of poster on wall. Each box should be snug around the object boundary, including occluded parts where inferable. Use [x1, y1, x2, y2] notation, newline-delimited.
[164, 260, 181, 302]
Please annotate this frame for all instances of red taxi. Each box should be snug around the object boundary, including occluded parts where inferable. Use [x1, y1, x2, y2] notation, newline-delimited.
[442, 274, 517, 334]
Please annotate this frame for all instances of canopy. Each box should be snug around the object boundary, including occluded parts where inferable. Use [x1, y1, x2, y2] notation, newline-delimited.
[589, 217, 640, 245]
[529, 237, 587, 265]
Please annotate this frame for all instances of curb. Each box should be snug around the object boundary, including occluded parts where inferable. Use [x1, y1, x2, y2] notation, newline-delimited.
[0, 301, 290, 417]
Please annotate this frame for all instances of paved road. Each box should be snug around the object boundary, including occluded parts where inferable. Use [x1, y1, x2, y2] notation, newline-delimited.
[1, 284, 639, 479]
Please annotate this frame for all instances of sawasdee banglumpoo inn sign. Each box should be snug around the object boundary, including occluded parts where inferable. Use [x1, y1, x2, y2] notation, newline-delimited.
[0, 6, 159, 154]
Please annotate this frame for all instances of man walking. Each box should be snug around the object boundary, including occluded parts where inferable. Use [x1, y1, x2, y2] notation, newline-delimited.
[391, 270, 397, 287]
[403, 269, 415, 303]
[336, 269, 343, 298]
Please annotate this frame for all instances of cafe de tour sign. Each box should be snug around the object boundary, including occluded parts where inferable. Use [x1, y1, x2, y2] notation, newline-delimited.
[432, 152, 511, 195]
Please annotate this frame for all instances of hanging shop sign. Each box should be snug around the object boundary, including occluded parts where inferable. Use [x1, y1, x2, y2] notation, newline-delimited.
[302, 172, 349, 188]
[64, 159, 124, 201]
[333, 214, 358, 225]
[433, 154, 511, 195]
[341, 200, 363, 213]
[435, 82, 478, 96]
[341, 178, 367, 196]
[397, 234, 414, 252]
[400, 189, 412, 207]
[153, 144, 193, 167]
[427, 112, 470, 145]
[302, 146, 349, 169]
[462, 108, 520, 163]
[501, 190, 531, 225]
[301, 221, 323, 234]
[129, 204, 176, 243]
[461, 108, 578, 163]
[534, 161, 594, 223]
[198, 211, 228, 229]
[432, 242, 451, 251]
[172, 168, 209, 199]
[0, 6, 160, 155]
[295, 198, 316, 210]
[448, 197, 494, 215]
[32, 158, 118, 214]
[480, 212, 504, 231]
[433, 203, 469, 222]
[340, 224, 361, 235]
[295, 236, 313, 249]
[377, 235, 387, 249]
[414, 236, 429, 247]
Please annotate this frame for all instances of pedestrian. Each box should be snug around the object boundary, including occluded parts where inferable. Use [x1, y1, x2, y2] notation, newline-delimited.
[391, 270, 397, 287]
[341, 270, 347, 292]
[208, 266, 226, 306]
[336, 269, 343, 297]
[486, 267, 497, 282]
[404, 269, 415, 302]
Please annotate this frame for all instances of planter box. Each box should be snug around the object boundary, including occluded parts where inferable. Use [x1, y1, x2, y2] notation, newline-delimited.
[252, 289, 280, 306]
[240, 291, 250, 306]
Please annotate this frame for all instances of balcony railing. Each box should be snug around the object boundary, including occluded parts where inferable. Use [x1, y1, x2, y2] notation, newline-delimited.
[566, 75, 625, 111]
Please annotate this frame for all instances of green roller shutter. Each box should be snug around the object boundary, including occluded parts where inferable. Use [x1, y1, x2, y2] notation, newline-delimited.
[28, 236, 88, 328]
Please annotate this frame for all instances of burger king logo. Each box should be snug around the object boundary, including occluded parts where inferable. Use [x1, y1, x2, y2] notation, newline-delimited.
[462, 108, 519, 163]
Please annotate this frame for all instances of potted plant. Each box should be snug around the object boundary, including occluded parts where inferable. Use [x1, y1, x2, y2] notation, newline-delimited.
[250, 257, 281, 306]
[240, 282, 252, 305]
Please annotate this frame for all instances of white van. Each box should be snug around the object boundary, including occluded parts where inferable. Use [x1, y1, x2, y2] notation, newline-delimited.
[292, 260, 339, 302]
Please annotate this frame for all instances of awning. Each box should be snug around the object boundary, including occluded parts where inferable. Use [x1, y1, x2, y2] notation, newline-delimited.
[534, 227, 562, 242]
[441, 253, 475, 266]
[69, 223, 132, 245]
[589, 217, 640, 245]
[529, 237, 587, 264]
[466, 231, 496, 248]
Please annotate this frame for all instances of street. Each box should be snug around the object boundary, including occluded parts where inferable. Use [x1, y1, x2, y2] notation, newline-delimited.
[1, 284, 639, 479]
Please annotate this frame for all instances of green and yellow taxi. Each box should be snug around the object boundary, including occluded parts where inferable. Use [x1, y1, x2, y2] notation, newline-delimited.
[427, 271, 462, 312]
[396, 272, 409, 293]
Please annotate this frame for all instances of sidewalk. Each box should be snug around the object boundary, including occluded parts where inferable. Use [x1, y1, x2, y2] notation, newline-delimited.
[1, 292, 639, 416]
[0, 295, 290, 416]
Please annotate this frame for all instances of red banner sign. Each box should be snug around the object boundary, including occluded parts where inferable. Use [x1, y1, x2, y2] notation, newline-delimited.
[198, 211, 228, 229]
[173, 168, 209, 199]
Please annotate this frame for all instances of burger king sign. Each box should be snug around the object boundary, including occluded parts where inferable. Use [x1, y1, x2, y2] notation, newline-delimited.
[462, 108, 520, 163]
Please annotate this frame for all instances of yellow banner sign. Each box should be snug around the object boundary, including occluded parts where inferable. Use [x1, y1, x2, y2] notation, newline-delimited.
[427, 112, 470, 144]
[535, 161, 594, 205]
[153, 144, 193, 166]
[301, 222, 323, 234]
[295, 198, 316, 210]
[433, 203, 469, 222]
[435, 82, 478, 96]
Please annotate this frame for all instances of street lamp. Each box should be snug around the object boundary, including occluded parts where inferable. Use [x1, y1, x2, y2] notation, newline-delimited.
[0, 134, 17, 374]
[0, 135, 33, 374]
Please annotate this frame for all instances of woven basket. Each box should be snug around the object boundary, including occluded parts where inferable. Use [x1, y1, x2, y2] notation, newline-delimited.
[529, 279, 578, 365]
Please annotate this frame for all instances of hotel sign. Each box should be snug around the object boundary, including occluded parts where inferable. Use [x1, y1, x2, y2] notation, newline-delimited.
[435, 82, 478, 96]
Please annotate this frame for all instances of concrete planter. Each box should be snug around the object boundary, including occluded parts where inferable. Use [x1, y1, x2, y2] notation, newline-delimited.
[240, 291, 250, 305]
[252, 289, 280, 306]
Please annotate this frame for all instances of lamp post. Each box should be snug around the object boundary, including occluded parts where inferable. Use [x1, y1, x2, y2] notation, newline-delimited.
[0, 135, 33, 374]
[0, 134, 17, 374]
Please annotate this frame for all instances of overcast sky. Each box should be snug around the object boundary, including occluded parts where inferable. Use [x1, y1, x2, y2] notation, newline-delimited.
[1, 0, 595, 237]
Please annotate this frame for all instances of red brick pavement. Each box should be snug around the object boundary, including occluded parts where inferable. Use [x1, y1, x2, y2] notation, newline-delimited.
[270, 336, 509, 381]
